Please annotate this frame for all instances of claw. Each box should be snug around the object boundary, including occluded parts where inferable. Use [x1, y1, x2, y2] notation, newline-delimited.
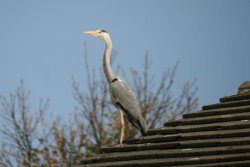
[114, 143, 124, 147]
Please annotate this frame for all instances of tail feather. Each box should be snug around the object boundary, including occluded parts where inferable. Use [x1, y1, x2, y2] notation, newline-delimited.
[138, 115, 147, 136]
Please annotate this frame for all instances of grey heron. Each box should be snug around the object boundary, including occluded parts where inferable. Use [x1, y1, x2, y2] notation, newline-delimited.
[84, 29, 147, 145]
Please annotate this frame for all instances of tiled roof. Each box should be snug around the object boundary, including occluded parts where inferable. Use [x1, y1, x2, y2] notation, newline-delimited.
[77, 82, 250, 167]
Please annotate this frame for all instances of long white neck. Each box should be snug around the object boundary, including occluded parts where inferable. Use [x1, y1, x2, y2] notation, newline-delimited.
[103, 37, 116, 82]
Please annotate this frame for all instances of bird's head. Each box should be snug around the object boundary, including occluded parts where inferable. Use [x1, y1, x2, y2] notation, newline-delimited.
[84, 29, 110, 41]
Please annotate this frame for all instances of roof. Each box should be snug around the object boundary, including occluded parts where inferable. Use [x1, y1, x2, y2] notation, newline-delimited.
[77, 81, 250, 167]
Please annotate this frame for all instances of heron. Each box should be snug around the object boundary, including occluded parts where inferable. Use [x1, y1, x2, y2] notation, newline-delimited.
[84, 29, 147, 145]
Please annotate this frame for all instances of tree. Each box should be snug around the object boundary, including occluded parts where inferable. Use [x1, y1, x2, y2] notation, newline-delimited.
[131, 53, 198, 131]
[0, 81, 50, 167]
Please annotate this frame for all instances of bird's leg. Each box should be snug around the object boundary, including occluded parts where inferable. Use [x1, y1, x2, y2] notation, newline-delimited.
[118, 110, 125, 146]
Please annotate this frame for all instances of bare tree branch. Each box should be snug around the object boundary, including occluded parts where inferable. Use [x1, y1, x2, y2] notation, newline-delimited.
[0, 81, 50, 166]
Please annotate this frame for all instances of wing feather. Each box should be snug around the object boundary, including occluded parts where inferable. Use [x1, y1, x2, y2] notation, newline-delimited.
[110, 77, 146, 135]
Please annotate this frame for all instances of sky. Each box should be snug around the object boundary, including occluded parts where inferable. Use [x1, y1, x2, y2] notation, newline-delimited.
[0, 0, 249, 121]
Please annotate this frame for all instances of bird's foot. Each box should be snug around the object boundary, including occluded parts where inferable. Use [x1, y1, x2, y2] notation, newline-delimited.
[114, 143, 124, 147]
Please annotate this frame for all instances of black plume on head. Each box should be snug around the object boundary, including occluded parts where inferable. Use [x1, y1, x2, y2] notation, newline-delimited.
[100, 29, 108, 33]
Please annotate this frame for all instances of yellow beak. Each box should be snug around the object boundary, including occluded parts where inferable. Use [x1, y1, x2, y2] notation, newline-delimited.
[84, 31, 98, 36]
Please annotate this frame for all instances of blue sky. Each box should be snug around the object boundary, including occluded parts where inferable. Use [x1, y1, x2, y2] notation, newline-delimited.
[0, 0, 249, 120]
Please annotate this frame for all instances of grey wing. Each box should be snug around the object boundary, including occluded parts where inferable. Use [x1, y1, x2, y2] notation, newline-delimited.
[110, 77, 146, 135]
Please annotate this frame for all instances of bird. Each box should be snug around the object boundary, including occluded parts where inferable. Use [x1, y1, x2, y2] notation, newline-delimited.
[84, 29, 147, 145]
